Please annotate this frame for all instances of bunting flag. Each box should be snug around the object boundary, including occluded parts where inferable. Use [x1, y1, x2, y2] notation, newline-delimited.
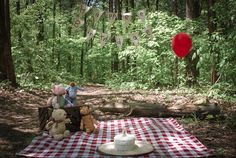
[74, 17, 84, 28]
[100, 33, 109, 47]
[107, 12, 117, 25]
[115, 35, 123, 49]
[93, 8, 104, 23]
[143, 26, 153, 37]
[122, 13, 132, 28]
[129, 32, 140, 46]
[85, 28, 96, 42]
[79, 4, 90, 16]
[137, 10, 146, 23]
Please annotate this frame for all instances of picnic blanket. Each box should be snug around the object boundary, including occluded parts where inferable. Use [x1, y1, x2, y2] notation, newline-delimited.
[17, 118, 214, 157]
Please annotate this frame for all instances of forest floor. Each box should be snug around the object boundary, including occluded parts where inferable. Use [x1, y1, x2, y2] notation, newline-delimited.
[0, 84, 236, 158]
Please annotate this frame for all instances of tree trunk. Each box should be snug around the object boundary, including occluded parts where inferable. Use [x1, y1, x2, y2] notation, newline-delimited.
[16, 0, 22, 43]
[147, 0, 150, 9]
[185, 0, 200, 86]
[207, 0, 218, 84]
[124, 0, 130, 71]
[130, 0, 137, 75]
[102, 0, 106, 33]
[80, 44, 85, 77]
[113, 0, 120, 72]
[37, 13, 44, 43]
[130, 0, 135, 9]
[24, 0, 34, 74]
[156, 0, 159, 10]
[186, 0, 200, 19]
[173, 0, 179, 85]
[52, 0, 56, 64]
[109, 0, 119, 73]
[173, 0, 178, 16]
[80, 12, 87, 77]
[117, 0, 122, 20]
[125, 0, 129, 12]
[0, 0, 17, 87]
[57, 0, 62, 71]
[67, 0, 73, 73]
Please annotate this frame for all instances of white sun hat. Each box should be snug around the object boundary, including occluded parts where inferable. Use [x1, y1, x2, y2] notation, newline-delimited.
[97, 140, 154, 156]
[97, 128, 154, 156]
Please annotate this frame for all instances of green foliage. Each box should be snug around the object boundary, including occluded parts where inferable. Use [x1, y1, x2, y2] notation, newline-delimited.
[8, 0, 236, 94]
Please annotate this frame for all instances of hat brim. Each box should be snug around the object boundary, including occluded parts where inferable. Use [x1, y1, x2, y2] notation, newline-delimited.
[97, 141, 154, 156]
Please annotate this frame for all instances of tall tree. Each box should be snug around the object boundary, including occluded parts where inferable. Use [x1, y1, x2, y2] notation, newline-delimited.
[0, 0, 17, 87]
[67, 0, 74, 73]
[130, 0, 137, 74]
[25, 0, 34, 73]
[52, 0, 57, 62]
[185, 0, 200, 85]
[156, 0, 159, 10]
[57, 0, 62, 71]
[173, 0, 179, 85]
[80, 0, 91, 77]
[16, 0, 22, 43]
[186, 0, 200, 19]
[146, 0, 150, 9]
[207, 0, 218, 84]
[110, 0, 119, 72]
[36, 3, 44, 43]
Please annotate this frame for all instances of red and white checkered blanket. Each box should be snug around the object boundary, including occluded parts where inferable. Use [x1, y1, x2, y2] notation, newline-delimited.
[17, 118, 213, 157]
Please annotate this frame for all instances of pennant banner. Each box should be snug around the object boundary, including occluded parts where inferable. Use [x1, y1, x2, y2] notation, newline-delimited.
[115, 35, 123, 49]
[107, 12, 117, 25]
[100, 33, 109, 47]
[143, 26, 153, 37]
[129, 32, 140, 46]
[74, 17, 84, 28]
[122, 13, 132, 28]
[79, 4, 90, 16]
[137, 10, 146, 23]
[93, 9, 104, 23]
[86, 28, 96, 42]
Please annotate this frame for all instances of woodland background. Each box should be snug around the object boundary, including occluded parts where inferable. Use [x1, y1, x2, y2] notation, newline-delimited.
[0, 0, 236, 157]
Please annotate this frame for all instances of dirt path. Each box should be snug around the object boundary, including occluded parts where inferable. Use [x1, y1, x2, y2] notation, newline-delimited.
[0, 85, 235, 157]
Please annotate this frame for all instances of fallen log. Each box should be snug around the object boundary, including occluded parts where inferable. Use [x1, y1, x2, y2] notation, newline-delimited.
[97, 101, 222, 119]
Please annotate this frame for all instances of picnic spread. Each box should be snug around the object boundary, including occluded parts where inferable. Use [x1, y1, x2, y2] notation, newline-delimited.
[17, 117, 214, 157]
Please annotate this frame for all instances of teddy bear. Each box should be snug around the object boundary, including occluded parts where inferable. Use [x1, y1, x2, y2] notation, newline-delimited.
[47, 85, 66, 109]
[80, 106, 98, 134]
[45, 109, 71, 140]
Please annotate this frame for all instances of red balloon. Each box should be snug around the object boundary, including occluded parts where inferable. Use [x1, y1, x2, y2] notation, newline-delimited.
[172, 33, 192, 58]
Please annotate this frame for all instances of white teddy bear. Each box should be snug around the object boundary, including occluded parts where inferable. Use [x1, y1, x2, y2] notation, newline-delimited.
[45, 109, 71, 140]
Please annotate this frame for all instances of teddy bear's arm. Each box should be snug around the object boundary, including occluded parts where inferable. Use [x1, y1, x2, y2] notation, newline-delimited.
[80, 119, 84, 130]
[65, 118, 71, 124]
[46, 97, 53, 106]
[92, 116, 98, 125]
[45, 121, 54, 130]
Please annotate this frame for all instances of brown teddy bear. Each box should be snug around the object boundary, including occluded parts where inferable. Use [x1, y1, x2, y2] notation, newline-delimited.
[45, 109, 71, 140]
[80, 106, 98, 134]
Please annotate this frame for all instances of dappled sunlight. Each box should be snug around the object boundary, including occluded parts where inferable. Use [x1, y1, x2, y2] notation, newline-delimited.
[0, 85, 235, 157]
